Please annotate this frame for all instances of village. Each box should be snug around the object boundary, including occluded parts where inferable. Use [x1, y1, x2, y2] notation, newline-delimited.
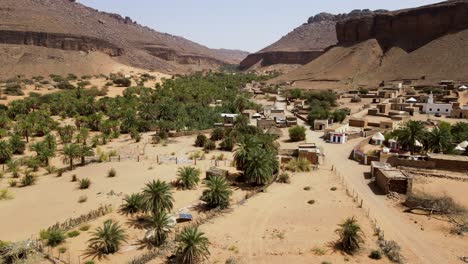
[0, 71, 467, 264]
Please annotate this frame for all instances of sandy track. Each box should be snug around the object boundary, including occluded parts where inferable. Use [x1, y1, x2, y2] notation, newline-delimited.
[274, 96, 461, 264]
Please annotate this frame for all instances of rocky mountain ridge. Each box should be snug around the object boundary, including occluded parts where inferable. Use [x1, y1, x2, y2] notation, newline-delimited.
[239, 9, 386, 70]
[0, 0, 248, 76]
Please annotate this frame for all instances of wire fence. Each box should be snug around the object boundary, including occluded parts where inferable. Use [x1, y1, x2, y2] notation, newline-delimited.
[331, 165, 386, 239]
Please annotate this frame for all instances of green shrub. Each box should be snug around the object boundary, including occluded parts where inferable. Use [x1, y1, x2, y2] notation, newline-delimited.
[220, 136, 235, 151]
[369, 250, 382, 259]
[45, 165, 57, 174]
[58, 247, 67, 254]
[277, 172, 291, 184]
[195, 134, 208, 147]
[78, 178, 91, 189]
[8, 180, 17, 187]
[287, 158, 311, 172]
[4, 83, 24, 95]
[108, 168, 117, 177]
[20, 173, 36, 187]
[210, 128, 225, 141]
[84, 261, 95, 264]
[79, 225, 91, 231]
[288, 125, 306, 142]
[203, 140, 216, 152]
[56, 81, 75, 90]
[113, 78, 131, 87]
[0, 188, 13, 200]
[67, 230, 80, 238]
[40, 228, 66, 247]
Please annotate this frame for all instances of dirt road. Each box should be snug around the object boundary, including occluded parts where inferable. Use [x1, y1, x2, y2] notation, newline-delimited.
[277, 97, 454, 264]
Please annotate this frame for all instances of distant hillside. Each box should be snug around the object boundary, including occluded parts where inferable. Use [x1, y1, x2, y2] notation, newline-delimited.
[240, 10, 385, 70]
[0, 0, 248, 77]
[275, 0, 468, 89]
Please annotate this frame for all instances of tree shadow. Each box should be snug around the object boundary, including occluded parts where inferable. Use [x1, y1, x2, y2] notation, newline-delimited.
[81, 245, 109, 261]
[126, 215, 151, 230]
[134, 238, 156, 251]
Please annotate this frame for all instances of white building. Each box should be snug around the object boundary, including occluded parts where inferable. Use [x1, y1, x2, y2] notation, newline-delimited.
[371, 132, 385, 145]
[329, 132, 346, 144]
[422, 93, 452, 115]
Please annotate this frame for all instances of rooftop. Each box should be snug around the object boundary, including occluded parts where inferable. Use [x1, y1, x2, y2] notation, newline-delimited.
[428, 153, 468, 162]
[381, 169, 408, 179]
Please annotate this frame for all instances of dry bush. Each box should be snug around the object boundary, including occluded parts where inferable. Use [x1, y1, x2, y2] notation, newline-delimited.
[404, 193, 465, 215]
[450, 216, 468, 235]
[378, 239, 404, 263]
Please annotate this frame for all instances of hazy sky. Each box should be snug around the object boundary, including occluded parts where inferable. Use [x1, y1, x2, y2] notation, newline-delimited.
[78, 0, 440, 52]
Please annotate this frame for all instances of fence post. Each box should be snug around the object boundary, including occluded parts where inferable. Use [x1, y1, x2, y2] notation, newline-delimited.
[137, 156, 140, 162]
[194, 159, 197, 165]
[157, 155, 159, 163]
[118, 155, 121, 162]
[176, 157, 178, 164]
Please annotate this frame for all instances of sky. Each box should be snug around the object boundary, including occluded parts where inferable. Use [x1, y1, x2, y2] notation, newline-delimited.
[78, 0, 441, 53]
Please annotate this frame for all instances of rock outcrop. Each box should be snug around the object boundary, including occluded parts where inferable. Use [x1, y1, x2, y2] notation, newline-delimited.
[0, 0, 248, 75]
[336, 0, 468, 52]
[274, 0, 468, 89]
[0, 30, 123, 56]
[240, 9, 386, 70]
[240, 51, 322, 69]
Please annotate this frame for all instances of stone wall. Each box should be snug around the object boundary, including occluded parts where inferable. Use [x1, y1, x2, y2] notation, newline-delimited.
[387, 156, 435, 169]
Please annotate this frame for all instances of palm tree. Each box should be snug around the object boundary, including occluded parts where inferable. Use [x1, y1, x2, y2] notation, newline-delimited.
[233, 136, 260, 171]
[244, 148, 277, 185]
[78, 144, 94, 166]
[141, 180, 174, 216]
[120, 193, 143, 215]
[30, 141, 55, 166]
[8, 133, 25, 155]
[16, 118, 33, 143]
[0, 140, 12, 164]
[392, 120, 426, 154]
[233, 114, 249, 129]
[426, 122, 453, 153]
[177, 167, 201, 189]
[61, 143, 80, 170]
[176, 226, 210, 264]
[145, 210, 172, 246]
[87, 220, 128, 255]
[200, 176, 232, 209]
[58, 125, 75, 144]
[75, 127, 90, 145]
[335, 217, 364, 254]
[7, 159, 21, 178]
[44, 133, 57, 152]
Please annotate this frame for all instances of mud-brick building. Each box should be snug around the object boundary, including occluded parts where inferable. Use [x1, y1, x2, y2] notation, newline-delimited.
[371, 162, 413, 194]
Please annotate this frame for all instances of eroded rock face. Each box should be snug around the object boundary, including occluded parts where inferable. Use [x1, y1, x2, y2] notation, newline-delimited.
[0, 30, 123, 56]
[241, 9, 386, 70]
[336, 0, 468, 51]
[239, 51, 322, 69]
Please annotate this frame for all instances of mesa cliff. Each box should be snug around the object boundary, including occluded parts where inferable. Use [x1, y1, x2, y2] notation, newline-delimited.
[0, 0, 248, 77]
[240, 10, 385, 70]
[336, 0, 468, 52]
[275, 0, 468, 89]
